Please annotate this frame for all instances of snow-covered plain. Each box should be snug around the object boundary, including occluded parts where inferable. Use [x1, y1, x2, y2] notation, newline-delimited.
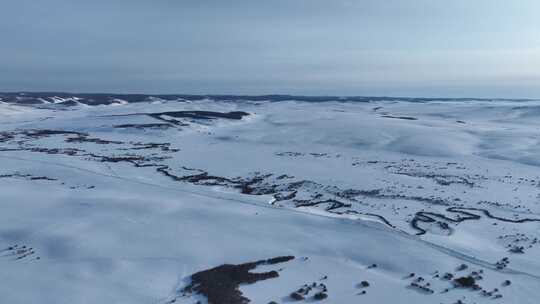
[1, 96, 540, 304]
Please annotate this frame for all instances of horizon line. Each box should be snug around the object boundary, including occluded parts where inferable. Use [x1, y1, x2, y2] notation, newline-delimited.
[2, 91, 539, 101]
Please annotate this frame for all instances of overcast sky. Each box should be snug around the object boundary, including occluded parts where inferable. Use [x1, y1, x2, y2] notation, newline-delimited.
[1, 0, 539, 98]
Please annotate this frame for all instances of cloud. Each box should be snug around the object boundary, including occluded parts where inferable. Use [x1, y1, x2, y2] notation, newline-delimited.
[1, 0, 539, 97]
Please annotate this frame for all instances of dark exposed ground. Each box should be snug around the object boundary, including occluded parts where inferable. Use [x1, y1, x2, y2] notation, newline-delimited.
[113, 123, 173, 129]
[381, 115, 418, 120]
[150, 111, 250, 120]
[104, 110, 250, 126]
[411, 207, 540, 236]
[180, 256, 295, 304]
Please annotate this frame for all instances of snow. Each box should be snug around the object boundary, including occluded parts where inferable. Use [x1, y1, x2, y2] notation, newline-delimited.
[1, 98, 540, 303]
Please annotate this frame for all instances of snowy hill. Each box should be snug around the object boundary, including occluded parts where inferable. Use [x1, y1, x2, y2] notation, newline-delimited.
[1, 95, 540, 303]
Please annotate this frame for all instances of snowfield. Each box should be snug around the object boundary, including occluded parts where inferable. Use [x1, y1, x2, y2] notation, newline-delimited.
[1, 95, 540, 304]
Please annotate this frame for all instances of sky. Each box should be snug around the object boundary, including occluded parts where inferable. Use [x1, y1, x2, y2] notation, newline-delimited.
[1, 0, 540, 98]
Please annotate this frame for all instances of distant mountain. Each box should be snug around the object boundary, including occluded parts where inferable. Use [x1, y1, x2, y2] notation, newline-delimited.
[1, 92, 533, 106]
